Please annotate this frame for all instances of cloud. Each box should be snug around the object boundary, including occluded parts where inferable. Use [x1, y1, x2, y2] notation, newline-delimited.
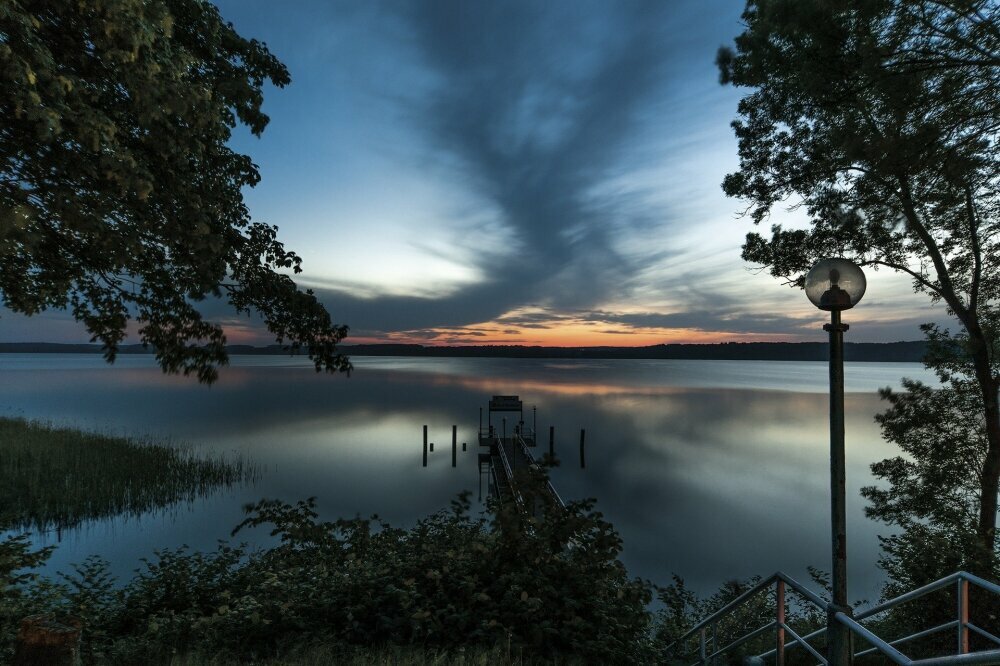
[592, 310, 811, 336]
[309, 0, 683, 333]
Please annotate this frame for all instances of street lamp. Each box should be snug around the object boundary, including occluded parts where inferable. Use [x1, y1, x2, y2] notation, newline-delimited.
[805, 258, 866, 666]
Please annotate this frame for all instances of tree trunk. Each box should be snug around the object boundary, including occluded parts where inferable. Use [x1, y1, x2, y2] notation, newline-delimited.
[966, 322, 1000, 574]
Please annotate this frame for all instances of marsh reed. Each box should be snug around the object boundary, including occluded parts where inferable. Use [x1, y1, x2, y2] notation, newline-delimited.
[0, 417, 257, 531]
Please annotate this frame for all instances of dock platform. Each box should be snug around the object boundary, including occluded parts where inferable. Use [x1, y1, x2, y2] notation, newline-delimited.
[477, 395, 564, 513]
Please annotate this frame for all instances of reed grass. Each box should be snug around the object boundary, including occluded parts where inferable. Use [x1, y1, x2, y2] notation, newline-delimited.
[0, 417, 257, 531]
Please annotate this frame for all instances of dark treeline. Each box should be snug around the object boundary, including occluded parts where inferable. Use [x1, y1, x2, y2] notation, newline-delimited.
[0, 340, 927, 362]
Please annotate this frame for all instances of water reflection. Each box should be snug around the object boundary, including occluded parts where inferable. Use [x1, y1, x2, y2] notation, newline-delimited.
[0, 354, 936, 600]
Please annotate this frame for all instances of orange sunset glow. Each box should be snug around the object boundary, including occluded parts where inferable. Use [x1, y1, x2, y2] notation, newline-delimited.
[348, 320, 800, 347]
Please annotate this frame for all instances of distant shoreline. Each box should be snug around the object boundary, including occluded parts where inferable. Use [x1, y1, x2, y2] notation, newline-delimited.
[0, 340, 928, 362]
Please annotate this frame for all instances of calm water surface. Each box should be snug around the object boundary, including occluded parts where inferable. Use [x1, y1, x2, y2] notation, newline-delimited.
[0, 354, 938, 600]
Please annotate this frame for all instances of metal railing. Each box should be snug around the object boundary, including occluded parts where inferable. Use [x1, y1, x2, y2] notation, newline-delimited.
[666, 571, 1000, 666]
[479, 423, 535, 442]
[516, 424, 535, 443]
[491, 434, 522, 510]
[487, 461, 503, 503]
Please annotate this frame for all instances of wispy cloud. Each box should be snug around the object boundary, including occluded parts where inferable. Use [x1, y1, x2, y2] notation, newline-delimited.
[312, 0, 685, 333]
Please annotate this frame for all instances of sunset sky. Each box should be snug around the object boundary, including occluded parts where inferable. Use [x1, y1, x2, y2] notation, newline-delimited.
[1, 0, 949, 347]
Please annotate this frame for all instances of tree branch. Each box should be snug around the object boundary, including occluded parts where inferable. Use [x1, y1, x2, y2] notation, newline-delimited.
[865, 259, 940, 295]
[895, 175, 968, 319]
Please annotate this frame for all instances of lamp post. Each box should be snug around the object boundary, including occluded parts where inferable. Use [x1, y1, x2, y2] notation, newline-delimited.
[805, 258, 866, 666]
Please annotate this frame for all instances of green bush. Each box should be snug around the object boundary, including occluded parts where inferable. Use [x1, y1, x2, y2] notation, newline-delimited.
[1, 467, 654, 664]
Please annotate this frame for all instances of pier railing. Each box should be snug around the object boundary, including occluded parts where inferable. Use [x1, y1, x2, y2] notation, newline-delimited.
[512, 432, 564, 508]
[491, 433, 523, 510]
[479, 426, 536, 443]
[666, 571, 1000, 666]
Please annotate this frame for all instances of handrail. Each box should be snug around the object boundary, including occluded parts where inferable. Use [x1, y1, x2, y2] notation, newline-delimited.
[492, 435, 522, 509]
[781, 621, 827, 665]
[854, 621, 959, 658]
[834, 610, 910, 665]
[705, 620, 777, 663]
[855, 572, 1000, 622]
[666, 570, 1000, 666]
[488, 463, 501, 500]
[910, 650, 1000, 665]
[671, 572, 822, 646]
[968, 624, 1000, 647]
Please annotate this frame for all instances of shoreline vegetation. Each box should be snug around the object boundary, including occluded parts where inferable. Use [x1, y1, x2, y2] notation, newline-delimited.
[0, 417, 258, 532]
[1, 458, 660, 664]
[0, 340, 927, 362]
[0, 421, 988, 664]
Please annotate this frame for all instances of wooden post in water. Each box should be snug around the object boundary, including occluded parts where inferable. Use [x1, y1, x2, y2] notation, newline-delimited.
[430, 442, 434, 452]
[452, 425, 457, 467]
[462, 442, 467, 451]
[423, 425, 428, 467]
[549, 425, 555, 460]
[579, 429, 586, 469]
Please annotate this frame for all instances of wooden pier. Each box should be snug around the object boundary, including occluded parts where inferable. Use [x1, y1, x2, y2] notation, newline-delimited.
[422, 395, 578, 513]
[477, 395, 564, 512]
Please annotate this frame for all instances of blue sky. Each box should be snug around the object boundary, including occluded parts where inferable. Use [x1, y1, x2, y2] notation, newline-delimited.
[1, 0, 944, 346]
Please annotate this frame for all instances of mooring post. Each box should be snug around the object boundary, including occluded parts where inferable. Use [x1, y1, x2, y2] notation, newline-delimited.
[462, 442, 467, 451]
[579, 429, 586, 469]
[423, 425, 428, 467]
[452, 425, 457, 467]
[430, 442, 434, 452]
[549, 425, 555, 460]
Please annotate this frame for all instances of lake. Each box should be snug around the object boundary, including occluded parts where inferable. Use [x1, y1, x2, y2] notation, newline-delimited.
[0, 353, 937, 601]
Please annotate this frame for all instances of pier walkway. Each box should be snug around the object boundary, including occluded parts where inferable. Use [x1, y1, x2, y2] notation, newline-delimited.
[477, 395, 564, 513]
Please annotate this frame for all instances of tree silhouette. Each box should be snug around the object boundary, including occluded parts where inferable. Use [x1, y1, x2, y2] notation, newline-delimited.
[719, 0, 1000, 574]
[1, 0, 350, 382]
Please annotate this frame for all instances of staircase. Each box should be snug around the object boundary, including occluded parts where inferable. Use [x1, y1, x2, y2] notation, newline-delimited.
[666, 571, 1000, 665]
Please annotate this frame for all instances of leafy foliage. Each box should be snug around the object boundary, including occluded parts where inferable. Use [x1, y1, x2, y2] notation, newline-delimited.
[861, 325, 1000, 653]
[720, 0, 1000, 572]
[0, 0, 350, 383]
[654, 573, 827, 665]
[0, 534, 62, 661]
[0, 473, 654, 664]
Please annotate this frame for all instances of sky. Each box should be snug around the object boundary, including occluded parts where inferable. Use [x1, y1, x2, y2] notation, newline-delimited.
[1, 0, 949, 347]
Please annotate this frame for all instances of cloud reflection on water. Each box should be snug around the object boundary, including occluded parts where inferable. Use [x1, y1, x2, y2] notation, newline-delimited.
[0, 354, 935, 599]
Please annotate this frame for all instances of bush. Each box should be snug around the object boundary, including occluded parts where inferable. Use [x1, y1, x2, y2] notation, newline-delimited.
[1, 468, 654, 664]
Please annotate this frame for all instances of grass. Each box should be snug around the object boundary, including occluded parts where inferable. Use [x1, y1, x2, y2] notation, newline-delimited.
[0, 416, 258, 531]
[161, 644, 581, 665]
